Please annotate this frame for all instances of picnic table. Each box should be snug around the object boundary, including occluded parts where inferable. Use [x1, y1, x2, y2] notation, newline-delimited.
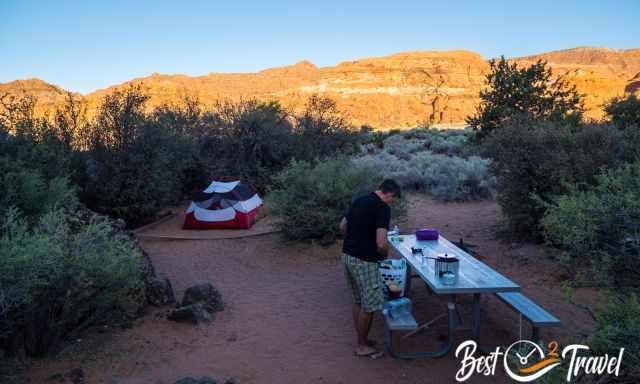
[386, 234, 520, 358]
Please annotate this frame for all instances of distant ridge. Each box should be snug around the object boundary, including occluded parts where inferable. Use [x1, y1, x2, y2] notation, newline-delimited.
[2, 46, 639, 128]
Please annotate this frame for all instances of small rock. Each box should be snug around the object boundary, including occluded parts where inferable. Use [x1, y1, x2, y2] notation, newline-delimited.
[181, 282, 224, 313]
[319, 232, 336, 246]
[167, 303, 212, 324]
[46, 373, 64, 382]
[173, 377, 218, 384]
[223, 378, 238, 384]
[174, 378, 199, 384]
[146, 276, 176, 306]
[66, 368, 85, 384]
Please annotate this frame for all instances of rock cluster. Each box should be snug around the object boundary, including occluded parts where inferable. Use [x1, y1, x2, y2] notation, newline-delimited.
[167, 282, 224, 324]
[174, 377, 237, 384]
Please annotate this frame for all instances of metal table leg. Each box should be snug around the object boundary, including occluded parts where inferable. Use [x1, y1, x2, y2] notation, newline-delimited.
[470, 293, 496, 355]
[385, 297, 457, 359]
[472, 293, 481, 341]
[404, 262, 413, 297]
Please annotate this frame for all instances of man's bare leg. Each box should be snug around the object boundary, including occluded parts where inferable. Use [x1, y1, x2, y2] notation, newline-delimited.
[353, 304, 376, 348]
[352, 304, 360, 329]
[355, 310, 376, 355]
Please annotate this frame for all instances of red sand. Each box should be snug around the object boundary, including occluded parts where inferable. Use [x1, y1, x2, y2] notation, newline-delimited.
[26, 195, 597, 384]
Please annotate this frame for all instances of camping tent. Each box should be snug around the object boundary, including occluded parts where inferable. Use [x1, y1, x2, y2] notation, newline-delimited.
[183, 180, 262, 229]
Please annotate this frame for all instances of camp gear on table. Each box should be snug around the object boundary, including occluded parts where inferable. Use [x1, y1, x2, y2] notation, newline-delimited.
[379, 259, 407, 297]
[416, 228, 439, 241]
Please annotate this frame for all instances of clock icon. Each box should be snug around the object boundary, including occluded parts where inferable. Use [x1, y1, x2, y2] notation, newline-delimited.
[503, 340, 562, 382]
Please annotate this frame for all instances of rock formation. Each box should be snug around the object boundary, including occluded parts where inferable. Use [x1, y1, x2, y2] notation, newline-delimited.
[2, 47, 639, 129]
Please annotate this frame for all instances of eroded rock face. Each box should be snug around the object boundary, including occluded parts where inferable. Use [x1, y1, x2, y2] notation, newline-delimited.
[3, 47, 639, 128]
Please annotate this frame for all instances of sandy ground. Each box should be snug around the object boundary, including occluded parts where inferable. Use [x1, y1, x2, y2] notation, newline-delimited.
[133, 205, 277, 240]
[26, 194, 597, 384]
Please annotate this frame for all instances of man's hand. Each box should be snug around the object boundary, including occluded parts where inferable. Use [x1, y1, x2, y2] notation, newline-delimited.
[340, 217, 348, 234]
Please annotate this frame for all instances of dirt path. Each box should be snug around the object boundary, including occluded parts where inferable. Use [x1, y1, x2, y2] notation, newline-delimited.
[27, 195, 597, 384]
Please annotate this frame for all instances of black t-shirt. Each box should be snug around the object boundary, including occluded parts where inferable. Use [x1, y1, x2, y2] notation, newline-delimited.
[342, 192, 391, 262]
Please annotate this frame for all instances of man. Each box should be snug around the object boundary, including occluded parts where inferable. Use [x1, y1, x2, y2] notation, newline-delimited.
[340, 179, 401, 357]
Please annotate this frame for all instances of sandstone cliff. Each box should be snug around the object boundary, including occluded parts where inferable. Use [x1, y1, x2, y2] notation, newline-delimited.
[2, 47, 639, 129]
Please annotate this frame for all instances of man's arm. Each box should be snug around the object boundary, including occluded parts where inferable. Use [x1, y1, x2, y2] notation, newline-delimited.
[340, 217, 348, 234]
[376, 204, 393, 259]
[376, 228, 388, 258]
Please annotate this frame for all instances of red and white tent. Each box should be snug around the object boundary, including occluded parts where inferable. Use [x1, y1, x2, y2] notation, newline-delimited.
[183, 180, 263, 229]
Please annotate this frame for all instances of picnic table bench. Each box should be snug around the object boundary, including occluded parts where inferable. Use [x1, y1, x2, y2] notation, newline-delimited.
[495, 291, 560, 343]
[385, 233, 560, 359]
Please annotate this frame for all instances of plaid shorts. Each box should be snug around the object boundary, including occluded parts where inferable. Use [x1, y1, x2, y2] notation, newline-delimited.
[342, 253, 384, 312]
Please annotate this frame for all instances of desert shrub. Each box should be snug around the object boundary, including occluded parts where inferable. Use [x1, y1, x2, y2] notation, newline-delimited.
[483, 120, 640, 236]
[270, 157, 405, 242]
[605, 94, 640, 129]
[354, 151, 426, 190]
[468, 57, 583, 140]
[0, 158, 76, 220]
[192, 96, 359, 194]
[539, 291, 640, 384]
[83, 85, 194, 226]
[376, 128, 472, 157]
[541, 162, 640, 286]
[293, 95, 360, 161]
[0, 94, 79, 182]
[416, 153, 495, 201]
[150, 97, 206, 193]
[202, 99, 295, 192]
[383, 135, 426, 159]
[0, 169, 75, 220]
[0, 208, 145, 356]
[3, 88, 362, 226]
[353, 147, 495, 201]
[588, 292, 640, 381]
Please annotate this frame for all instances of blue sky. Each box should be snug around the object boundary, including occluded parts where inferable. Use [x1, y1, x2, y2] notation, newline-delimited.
[2, 0, 639, 94]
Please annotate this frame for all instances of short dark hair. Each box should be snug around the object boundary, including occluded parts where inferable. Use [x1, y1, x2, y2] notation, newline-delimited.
[378, 179, 401, 198]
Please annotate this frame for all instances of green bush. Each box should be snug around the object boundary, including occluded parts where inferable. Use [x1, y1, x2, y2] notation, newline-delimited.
[0, 208, 145, 356]
[293, 95, 361, 162]
[269, 157, 403, 241]
[588, 292, 640, 381]
[201, 99, 296, 192]
[605, 94, 640, 129]
[81, 85, 192, 226]
[417, 153, 495, 201]
[540, 291, 640, 384]
[353, 132, 495, 202]
[0, 94, 78, 182]
[2, 89, 362, 227]
[467, 57, 583, 139]
[541, 162, 640, 286]
[483, 120, 640, 236]
[0, 158, 76, 220]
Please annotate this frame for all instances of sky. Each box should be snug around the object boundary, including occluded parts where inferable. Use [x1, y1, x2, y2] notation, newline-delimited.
[2, 0, 639, 94]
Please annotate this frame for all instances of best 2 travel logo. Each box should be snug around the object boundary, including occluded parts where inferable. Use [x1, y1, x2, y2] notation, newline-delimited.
[454, 339, 625, 382]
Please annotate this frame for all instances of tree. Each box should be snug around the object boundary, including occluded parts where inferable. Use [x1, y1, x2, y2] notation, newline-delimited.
[467, 57, 583, 139]
[605, 94, 640, 129]
[294, 95, 359, 161]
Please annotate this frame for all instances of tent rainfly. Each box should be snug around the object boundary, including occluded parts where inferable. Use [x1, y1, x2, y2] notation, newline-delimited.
[183, 180, 262, 230]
